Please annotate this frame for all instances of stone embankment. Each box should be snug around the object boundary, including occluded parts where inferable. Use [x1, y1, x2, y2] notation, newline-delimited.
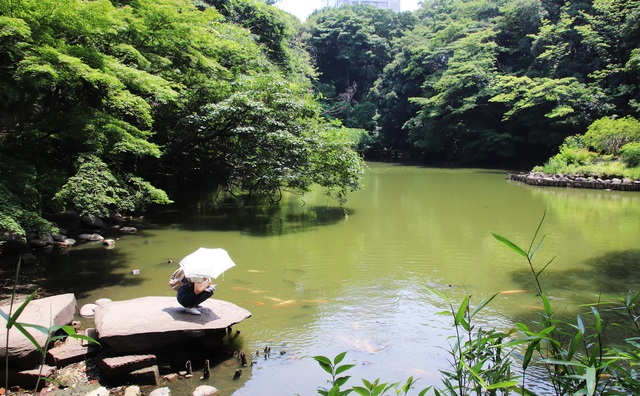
[508, 172, 640, 191]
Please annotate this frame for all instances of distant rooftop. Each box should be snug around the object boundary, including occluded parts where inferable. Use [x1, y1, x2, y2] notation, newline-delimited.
[322, 0, 401, 12]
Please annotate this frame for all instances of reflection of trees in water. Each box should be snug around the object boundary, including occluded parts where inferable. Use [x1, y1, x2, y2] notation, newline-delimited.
[144, 191, 351, 237]
[38, 246, 142, 300]
[530, 187, 640, 247]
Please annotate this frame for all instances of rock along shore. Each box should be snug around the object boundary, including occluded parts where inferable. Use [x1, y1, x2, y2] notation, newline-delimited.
[507, 172, 640, 191]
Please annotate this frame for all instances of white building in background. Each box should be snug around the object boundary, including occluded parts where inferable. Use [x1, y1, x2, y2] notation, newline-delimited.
[323, 0, 401, 12]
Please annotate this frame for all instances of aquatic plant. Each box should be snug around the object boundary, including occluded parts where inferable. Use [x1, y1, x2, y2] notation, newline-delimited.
[312, 351, 431, 396]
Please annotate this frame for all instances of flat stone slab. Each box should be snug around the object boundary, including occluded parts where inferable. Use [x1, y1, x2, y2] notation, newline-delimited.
[0, 293, 76, 363]
[93, 297, 251, 354]
[46, 342, 95, 367]
[98, 354, 157, 378]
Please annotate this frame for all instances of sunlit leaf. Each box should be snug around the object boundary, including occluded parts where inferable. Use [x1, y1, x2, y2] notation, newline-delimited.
[492, 233, 528, 257]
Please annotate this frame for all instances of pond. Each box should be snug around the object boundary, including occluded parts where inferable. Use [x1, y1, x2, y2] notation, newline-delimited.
[38, 162, 640, 395]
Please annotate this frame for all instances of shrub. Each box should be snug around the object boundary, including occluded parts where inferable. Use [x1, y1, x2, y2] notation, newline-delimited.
[620, 142, 640, 168]
[583, 116, 640, 155]
[562, 134, 587, 149]
[558, 145, 595, 166]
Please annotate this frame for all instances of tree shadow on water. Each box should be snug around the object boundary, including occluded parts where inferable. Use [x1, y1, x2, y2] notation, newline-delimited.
[36, 245, 143, 300]
[502, 250, 640, 345]
[509, 249, 640, 296]
[143, 198, 353, 237]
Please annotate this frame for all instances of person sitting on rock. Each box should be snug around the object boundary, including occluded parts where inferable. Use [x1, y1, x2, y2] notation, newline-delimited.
[177, 276, 215, 315]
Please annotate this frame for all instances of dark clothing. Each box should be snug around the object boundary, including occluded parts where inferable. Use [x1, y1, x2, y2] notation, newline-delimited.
[177, 281, 214, 308]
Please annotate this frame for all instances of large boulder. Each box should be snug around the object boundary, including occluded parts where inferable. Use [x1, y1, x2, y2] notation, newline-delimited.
[0, 293, 77, 367]
[45, 210, 80, 234]
[93, 297, 251, 354]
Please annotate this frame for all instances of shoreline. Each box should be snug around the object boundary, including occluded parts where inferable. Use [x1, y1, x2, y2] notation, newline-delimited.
[507, 172, 640, 191]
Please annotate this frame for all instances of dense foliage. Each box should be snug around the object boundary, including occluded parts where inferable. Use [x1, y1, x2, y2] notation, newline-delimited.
[0, 0, 364, 238]
[304, 0, 640, 166]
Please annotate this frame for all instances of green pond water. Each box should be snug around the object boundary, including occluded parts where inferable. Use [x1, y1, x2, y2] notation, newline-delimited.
[38, 162, 640, 395]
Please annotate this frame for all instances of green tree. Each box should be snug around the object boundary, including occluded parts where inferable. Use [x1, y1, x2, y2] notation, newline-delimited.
[0, 0, 364, 238]
[408, 27, 504, 163]
[164, 74, 363, 203]
[305, 5, 414, 130]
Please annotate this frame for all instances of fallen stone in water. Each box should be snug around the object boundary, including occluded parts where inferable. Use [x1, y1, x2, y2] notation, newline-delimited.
[95, 298, 112, 306]
[80, 303, 99, 318]
[194, 385, 220, 396]
[148, 387, 170, 396]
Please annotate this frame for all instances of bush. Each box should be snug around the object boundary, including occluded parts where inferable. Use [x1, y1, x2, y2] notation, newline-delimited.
[562, 134, 588, 149]
[620, 142, 640, 167]
[558, 145, 595, 166]
[583, 116, 640, 155]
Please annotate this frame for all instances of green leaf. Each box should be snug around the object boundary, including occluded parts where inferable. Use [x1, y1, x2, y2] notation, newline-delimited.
[334, 375, 351, 388]
[455, 296, 469, 330]
[568, 331, 583, 360]
[335, 364, 356, 375]
[470, 293, 498, 318]
[591, 306, 602, 334]
[314, 355, 331, 364]
[576, 314, 585, 334]
[334, 351, 348, 365]
[523, 339, 540, 370]
[491, 233, 528, 257]
[528, 211, 547, 253]
[485, 380, 520, 389]
[70, 334, 100, 345]
[586, 366, 596, 395]
[351, 387, 368, 396]
[19, 322, 49, 334]
[418, 387, 432, 396]
[541, 293, 553, 316]
[5, 291, 37, 328]
[317, 361, 333, 375]
[12, 321, 45, 356]
[425, 286, 450, 304]
[401, 376, 415, 393]
[328, 386, 342, 396]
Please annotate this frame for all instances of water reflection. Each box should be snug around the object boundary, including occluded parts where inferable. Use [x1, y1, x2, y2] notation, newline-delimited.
[143, 194, 350, 236]
[39, 244, 141, 300]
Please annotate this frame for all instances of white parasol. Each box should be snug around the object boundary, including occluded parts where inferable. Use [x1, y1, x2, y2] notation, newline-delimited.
[179, 247, 236, 281]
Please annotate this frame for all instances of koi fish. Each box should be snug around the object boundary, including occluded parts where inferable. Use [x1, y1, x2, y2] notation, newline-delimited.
[499, 289, 528, 295]
[251, 301, 267, 306]
[522, 305, 545, 311]
[274, 300, 295, 307]
[336, 335, 388, 354]
[398, 367, 433, 377]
